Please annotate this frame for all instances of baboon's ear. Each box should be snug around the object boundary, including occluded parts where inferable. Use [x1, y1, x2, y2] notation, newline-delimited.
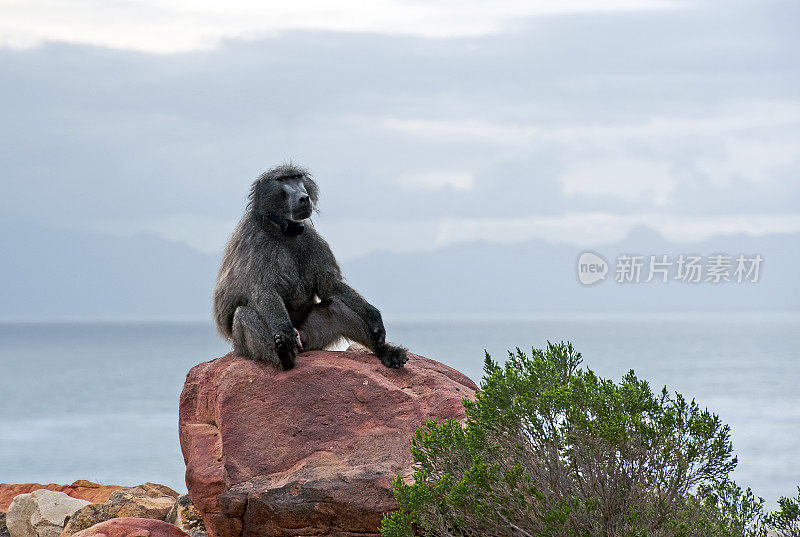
[247, 174, 274, 213]
[247, 179, 259, 210]
[248, 177, 265, 205]
[305, 176, 320, 210]
[248, 179, 258, 202]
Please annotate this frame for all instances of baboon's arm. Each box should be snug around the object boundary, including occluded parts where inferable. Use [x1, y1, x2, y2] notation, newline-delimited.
[326, 281, 378, 320]
[321, 280, 386, 345]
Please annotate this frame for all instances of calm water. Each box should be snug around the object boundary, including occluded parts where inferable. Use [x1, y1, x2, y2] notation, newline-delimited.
[1, 314, 798, 508]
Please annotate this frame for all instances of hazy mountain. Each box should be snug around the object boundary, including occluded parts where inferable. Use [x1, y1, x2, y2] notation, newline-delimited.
[0, 221, 220, 320]
[0, 222, 796, 321]
[346, 226, 799, 315]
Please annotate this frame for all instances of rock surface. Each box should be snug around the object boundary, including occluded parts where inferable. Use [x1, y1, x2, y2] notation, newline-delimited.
[179, 347, 476, 537]
[1, 483, 123, 513]
[71, 518, 188, 537]
[164, 496, 205, 537]
[61, 485, 179, 537]
[6, 490, 91, 537]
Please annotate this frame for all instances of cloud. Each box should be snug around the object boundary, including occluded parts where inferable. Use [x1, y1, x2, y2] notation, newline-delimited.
[561, 159, 675, 206]
[0, 0, 798, 261]
[383, 118, 537, 145]
[383, 100, 800, 213]
[399, 172, 475, 192]
[0, 0, 676, 53]
[697, 139, 800, 186]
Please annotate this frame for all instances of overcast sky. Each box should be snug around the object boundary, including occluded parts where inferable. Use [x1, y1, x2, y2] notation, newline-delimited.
[1, 0, 798, 260]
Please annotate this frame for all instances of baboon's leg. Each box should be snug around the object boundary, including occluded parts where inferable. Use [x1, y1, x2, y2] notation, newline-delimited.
[231, 306, 286, 368]
[298, 298, 408, 368]
[297, 298, 369, 351]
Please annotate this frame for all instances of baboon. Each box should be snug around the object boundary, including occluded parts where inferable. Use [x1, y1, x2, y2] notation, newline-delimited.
[213, 164, 408, 370]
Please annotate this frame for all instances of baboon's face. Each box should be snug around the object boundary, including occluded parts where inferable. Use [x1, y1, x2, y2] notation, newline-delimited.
[251, 166, 319, 222]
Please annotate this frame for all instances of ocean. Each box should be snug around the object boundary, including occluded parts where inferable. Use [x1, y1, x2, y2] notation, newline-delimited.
[1, 313, 798, 508]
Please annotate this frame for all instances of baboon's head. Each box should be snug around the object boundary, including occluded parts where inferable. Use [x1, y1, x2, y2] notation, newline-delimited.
[249, 165, 319, 227]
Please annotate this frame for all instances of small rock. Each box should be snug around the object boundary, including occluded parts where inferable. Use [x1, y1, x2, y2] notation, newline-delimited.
[61, 485, 179, 537]
[164, 496, 204, 537]
[1, 513, 11, 537]
[71, 518, 188, 537]
[6, 490, 91, 537]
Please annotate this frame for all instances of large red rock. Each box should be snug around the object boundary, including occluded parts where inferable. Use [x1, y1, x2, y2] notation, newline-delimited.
[179, 348, 476, 537]
[0, 482, 123, 513]
[70, 518, 188, 537]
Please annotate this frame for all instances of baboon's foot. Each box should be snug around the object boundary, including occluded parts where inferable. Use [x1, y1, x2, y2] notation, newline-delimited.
[376, 343, 408, 369]
[273, 332, 298, 370]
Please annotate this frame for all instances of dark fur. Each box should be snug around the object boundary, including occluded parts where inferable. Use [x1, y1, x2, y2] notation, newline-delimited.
[214, 164, 408, 370]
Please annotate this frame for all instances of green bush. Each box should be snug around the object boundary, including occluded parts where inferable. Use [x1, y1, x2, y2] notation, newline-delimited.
[765, 488, 800, 536]
[381, 342, 770, 537]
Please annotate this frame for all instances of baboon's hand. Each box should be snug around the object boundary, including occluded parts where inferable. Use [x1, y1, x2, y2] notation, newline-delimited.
[365, 305, 386, 346]
[378, 344, 408, 369]
[273, 329, 298, 370]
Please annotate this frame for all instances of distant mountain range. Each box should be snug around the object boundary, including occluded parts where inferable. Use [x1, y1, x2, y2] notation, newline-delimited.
[1, 222, 797, 321]
[0, 222, 218, 320]
[348, 226, 799, 315]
